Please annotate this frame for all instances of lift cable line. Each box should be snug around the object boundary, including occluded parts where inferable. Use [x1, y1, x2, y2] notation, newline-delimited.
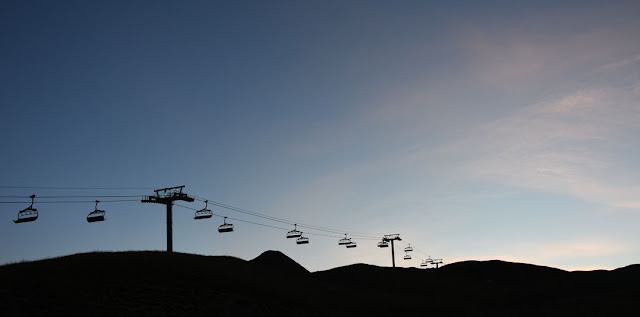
[174, 204, 379, 240]
[0, 199, 142, 204]
[0, 186, 157, 190]
[0, 195, 145, 199]
[394, 240, 443, 266]
[141, 186, 194, 253]
[4, 185, 439, 267]
[191, 196, 384, 238]
[397, 240, 432, 260]
[193, 196, 382, 236]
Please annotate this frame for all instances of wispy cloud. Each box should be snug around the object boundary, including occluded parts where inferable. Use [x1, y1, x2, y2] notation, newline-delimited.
[454, 3, 640, 92]
[445, 84, 640, 209]
[600, 54, 640, 71]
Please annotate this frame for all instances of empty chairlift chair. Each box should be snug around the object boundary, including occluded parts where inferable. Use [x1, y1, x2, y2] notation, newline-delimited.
[404, 252, 411, 260]
[296, 234, 309, 245]
[377, 240, 389, 248]
[338, 233, 351, 246]
[404, 244, 413, 252]
[346, 241, 357, 248]
[87, 200, 106, 223]
[14, 195, 38, 223]
[218, 217, 234, 233]
[194, 200, 213, 220]
[286, 224, 302, 238]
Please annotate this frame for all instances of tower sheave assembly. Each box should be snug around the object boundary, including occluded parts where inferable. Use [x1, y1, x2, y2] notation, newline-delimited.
[142, 186, 194, 252]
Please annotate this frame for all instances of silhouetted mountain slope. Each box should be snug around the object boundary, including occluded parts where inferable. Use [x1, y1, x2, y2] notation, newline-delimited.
[2, 253, 639, 316]
[439, 259, 567, 283]
[250, 250, 309, 275]
[0, 251, 332, 316]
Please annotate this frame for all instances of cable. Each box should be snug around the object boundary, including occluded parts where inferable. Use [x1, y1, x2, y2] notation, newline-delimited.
[0, 199, 141, 204]
[3, 185, 425, 251]
[175, 204, 380, 241]
[192, 196, 385, 238]
[0, 186, 157, 190]
[396, 240, 433, 261]
[0, 195, 145, 198]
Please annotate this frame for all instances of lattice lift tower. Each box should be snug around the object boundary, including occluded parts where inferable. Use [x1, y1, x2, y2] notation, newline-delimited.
[141, 186, 194, 252]
[383, 234, 402, 267]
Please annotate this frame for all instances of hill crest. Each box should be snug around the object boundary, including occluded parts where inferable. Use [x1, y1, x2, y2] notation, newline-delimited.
[250, 250, 310, 275]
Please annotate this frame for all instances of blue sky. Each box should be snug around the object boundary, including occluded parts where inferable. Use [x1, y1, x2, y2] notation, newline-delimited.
[1, 1, 639, 272]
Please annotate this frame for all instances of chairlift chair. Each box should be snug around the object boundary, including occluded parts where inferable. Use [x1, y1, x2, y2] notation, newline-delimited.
[194, 200, 213, 220]
[218, 217, 234, 233]
[377, 240, 389, 248]
[338, 233, 351, 245]
[87, 200, 106, 223]
[404, 252, 411, 260]
[296, 235, 309, 245]
[404, 244, 413, 252]
[421, 257, 433, 267]
[14, 195, 38, 223]
[346, 241, 357, 248]
[286, 224, 302, 238]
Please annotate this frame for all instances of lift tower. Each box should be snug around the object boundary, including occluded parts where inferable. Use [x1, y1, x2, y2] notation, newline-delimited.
[383, 234, 402, 267]
[141, 186, 194, 252]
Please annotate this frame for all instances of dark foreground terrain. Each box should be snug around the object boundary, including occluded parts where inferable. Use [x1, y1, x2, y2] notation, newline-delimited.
[1, 251, 639, 316]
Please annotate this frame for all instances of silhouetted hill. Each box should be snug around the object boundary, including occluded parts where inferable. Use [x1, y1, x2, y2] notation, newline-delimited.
[0, 251, 331, 316]
[439, 259, 567, 283]
[1, 253, 639, 316]
[250, 250, 309, 275]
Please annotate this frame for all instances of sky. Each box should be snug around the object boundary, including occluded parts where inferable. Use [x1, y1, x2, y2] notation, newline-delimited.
[1, 1, 639, 272]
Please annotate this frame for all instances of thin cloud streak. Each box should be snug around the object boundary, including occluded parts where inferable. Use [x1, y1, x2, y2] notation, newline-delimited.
[445, 85, 640, 209]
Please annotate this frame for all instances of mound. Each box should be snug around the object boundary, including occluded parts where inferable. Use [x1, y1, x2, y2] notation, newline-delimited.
[250, 250, 309, 275]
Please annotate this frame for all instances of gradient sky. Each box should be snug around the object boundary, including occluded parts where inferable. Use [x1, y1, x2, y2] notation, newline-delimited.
[1, 1, 639, 272]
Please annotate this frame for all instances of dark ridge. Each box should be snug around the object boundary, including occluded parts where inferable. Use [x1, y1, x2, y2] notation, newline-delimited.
[2, 252, 640, 316]
[439, 260, 568, 283]
[612, 263, 640, 275]
[0, 251, 332, 316]
[250, 250, 310, 275]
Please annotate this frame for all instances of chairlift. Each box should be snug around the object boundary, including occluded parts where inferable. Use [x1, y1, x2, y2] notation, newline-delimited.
[218, 217, 234, 233]
[404, 244, 413, 252]
[377, 240, 389, 248]
[296, 235, 309, 245]
[421, 257, 433, 267]
[404, 252, 411, 260]
[338, 233, 351, 245]
[346, 241, 357, 248]
[87, 200, 106, 223]
[194, 200, 213, 220]
[14, 195, 38, 223]
[286, 224, 302, 238]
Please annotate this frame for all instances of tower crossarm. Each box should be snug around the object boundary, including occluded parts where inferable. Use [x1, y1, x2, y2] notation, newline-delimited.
[382, 234, 402, 241]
